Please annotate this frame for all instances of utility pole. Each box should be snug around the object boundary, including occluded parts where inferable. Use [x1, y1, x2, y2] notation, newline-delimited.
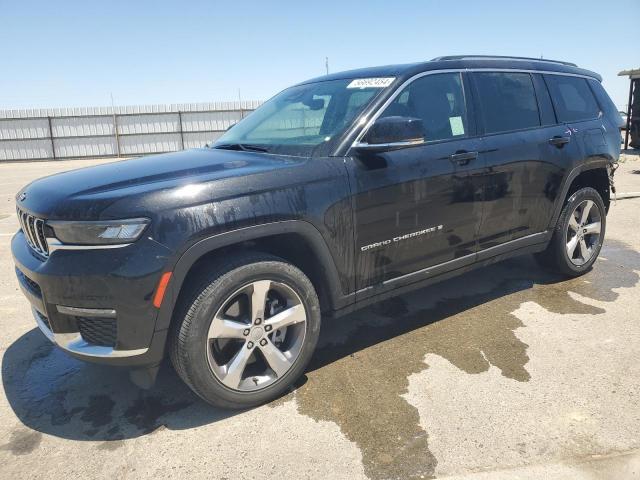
[111, 93, 121, 158]
[325, 57, 329, 75]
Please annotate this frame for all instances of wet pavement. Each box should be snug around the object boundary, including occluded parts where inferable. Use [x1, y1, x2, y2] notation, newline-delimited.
[1, 157, 639, 479]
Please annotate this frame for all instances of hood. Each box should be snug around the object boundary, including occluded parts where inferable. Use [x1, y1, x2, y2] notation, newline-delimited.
[17, 148, 305, 220]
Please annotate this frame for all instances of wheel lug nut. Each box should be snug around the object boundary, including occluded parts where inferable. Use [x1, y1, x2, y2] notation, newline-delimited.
[265, 325, 272, 332]
[259, 339, 267, 346]
[247, 341, 254, 349]
[255, 318, 262, 325]
[243, 329, 250, 336]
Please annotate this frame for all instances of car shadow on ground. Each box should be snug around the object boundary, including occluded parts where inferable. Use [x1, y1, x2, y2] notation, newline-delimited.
[2, 241, 639, 446]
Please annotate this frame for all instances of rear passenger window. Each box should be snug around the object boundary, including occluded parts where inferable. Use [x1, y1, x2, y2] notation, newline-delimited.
[379, 72, 468, 142]
[473, 72, 540, 134]
[545, 75, 600, 122]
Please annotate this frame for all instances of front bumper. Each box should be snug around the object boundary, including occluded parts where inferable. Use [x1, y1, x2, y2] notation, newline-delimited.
[12, 231, 172, 367]
[31, 307, 149, 358]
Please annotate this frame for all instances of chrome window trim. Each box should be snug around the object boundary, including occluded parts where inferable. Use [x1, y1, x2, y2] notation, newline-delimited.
[348, 68, 601, 153]
[352, 139, 425, 150]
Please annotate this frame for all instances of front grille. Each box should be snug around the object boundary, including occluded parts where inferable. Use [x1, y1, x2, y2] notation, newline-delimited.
[17, 208, 49, 257]
[77, 317, 117, 347]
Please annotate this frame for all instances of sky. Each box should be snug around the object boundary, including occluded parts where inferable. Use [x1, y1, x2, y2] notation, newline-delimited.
[1, 0, 637, 110]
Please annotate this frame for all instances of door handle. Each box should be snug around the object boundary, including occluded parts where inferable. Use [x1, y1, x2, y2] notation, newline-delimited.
[449, 151, 478, 165]
[549, 136, 570, 148]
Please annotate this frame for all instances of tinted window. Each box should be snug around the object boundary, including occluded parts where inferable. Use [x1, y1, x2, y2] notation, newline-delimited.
[545, 75, 600, 122]
[379, 72, 467, 142]
[214, 78, 382, 157]
[587, 79, 619, 118]
[473, 72, 540, 134]
[338, 90, 378, 131]
[248, 96, 329, 140]
[532, 73, 557, 126]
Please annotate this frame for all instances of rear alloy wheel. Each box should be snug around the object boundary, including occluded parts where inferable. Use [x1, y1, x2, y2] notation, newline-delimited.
[170, 253, 321, 409]
[565, 199, 602, 266]
[535, 187, 606, 277]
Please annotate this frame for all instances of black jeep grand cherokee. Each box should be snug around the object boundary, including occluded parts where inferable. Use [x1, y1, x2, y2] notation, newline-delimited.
[13, 56, 622, 408]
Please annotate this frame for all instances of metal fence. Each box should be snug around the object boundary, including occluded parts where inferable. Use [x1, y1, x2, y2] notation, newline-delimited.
[0, 101, 261, 161]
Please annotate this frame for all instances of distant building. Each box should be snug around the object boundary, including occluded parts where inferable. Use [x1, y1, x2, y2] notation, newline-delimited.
[618, 68, 640, 149]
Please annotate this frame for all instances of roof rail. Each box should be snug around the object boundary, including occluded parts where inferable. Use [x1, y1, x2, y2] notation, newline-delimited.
[430, 55, 578, 67]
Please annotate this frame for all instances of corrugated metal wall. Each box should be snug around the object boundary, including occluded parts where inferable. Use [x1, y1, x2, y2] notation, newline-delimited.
[0, 101, 261, 161]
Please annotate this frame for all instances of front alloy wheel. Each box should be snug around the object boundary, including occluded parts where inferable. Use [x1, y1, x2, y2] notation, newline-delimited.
[169, 253, 321, 409]
[207, 280, 307, 391]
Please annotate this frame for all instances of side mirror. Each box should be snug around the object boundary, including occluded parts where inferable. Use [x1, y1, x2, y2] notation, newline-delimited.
[303, 98, 326, 111]
[353, 116, 424, 152]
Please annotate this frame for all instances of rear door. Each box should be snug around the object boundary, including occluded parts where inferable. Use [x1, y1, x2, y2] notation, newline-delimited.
[471, 71, 580, 250]
[544, 74, 612, 167]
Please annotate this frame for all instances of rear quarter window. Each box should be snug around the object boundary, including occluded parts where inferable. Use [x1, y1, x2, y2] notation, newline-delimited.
[544, 75, 600, 123]
[587, 78, 621, 121]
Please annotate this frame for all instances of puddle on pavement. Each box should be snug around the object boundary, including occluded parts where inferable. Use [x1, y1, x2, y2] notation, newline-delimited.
[2, 240, 638, 478]
[278, 240, 640, 480]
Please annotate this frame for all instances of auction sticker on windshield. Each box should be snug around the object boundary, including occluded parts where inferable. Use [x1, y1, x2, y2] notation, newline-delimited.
[347, 77, 395, 89]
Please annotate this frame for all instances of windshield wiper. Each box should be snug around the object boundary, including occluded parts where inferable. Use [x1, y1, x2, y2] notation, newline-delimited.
[212, 143, 269, 153]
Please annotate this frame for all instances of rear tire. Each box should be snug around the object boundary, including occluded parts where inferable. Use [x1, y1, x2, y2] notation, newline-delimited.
[169, 252, 321, 409]
[534, 187, 606, 277]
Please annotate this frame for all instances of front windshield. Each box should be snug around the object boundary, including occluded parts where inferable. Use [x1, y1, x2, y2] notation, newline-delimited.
[212, 78, 392, 157]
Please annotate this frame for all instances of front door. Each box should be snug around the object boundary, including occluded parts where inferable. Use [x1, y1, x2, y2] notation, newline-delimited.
[346, 72, 485, 293]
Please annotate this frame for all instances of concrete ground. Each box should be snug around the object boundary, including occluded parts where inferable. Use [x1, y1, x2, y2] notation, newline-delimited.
[1, 153, 639, 479]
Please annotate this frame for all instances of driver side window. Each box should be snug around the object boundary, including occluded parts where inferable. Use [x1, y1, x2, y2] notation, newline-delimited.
[379, 72, 468, 143]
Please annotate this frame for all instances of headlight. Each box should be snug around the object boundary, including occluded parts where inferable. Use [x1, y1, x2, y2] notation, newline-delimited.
[48, 218, 150, 245]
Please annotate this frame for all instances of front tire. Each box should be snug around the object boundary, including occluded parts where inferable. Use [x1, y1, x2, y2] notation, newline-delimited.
[169, 252, 321, 409]
[535, 187, 606, 277]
